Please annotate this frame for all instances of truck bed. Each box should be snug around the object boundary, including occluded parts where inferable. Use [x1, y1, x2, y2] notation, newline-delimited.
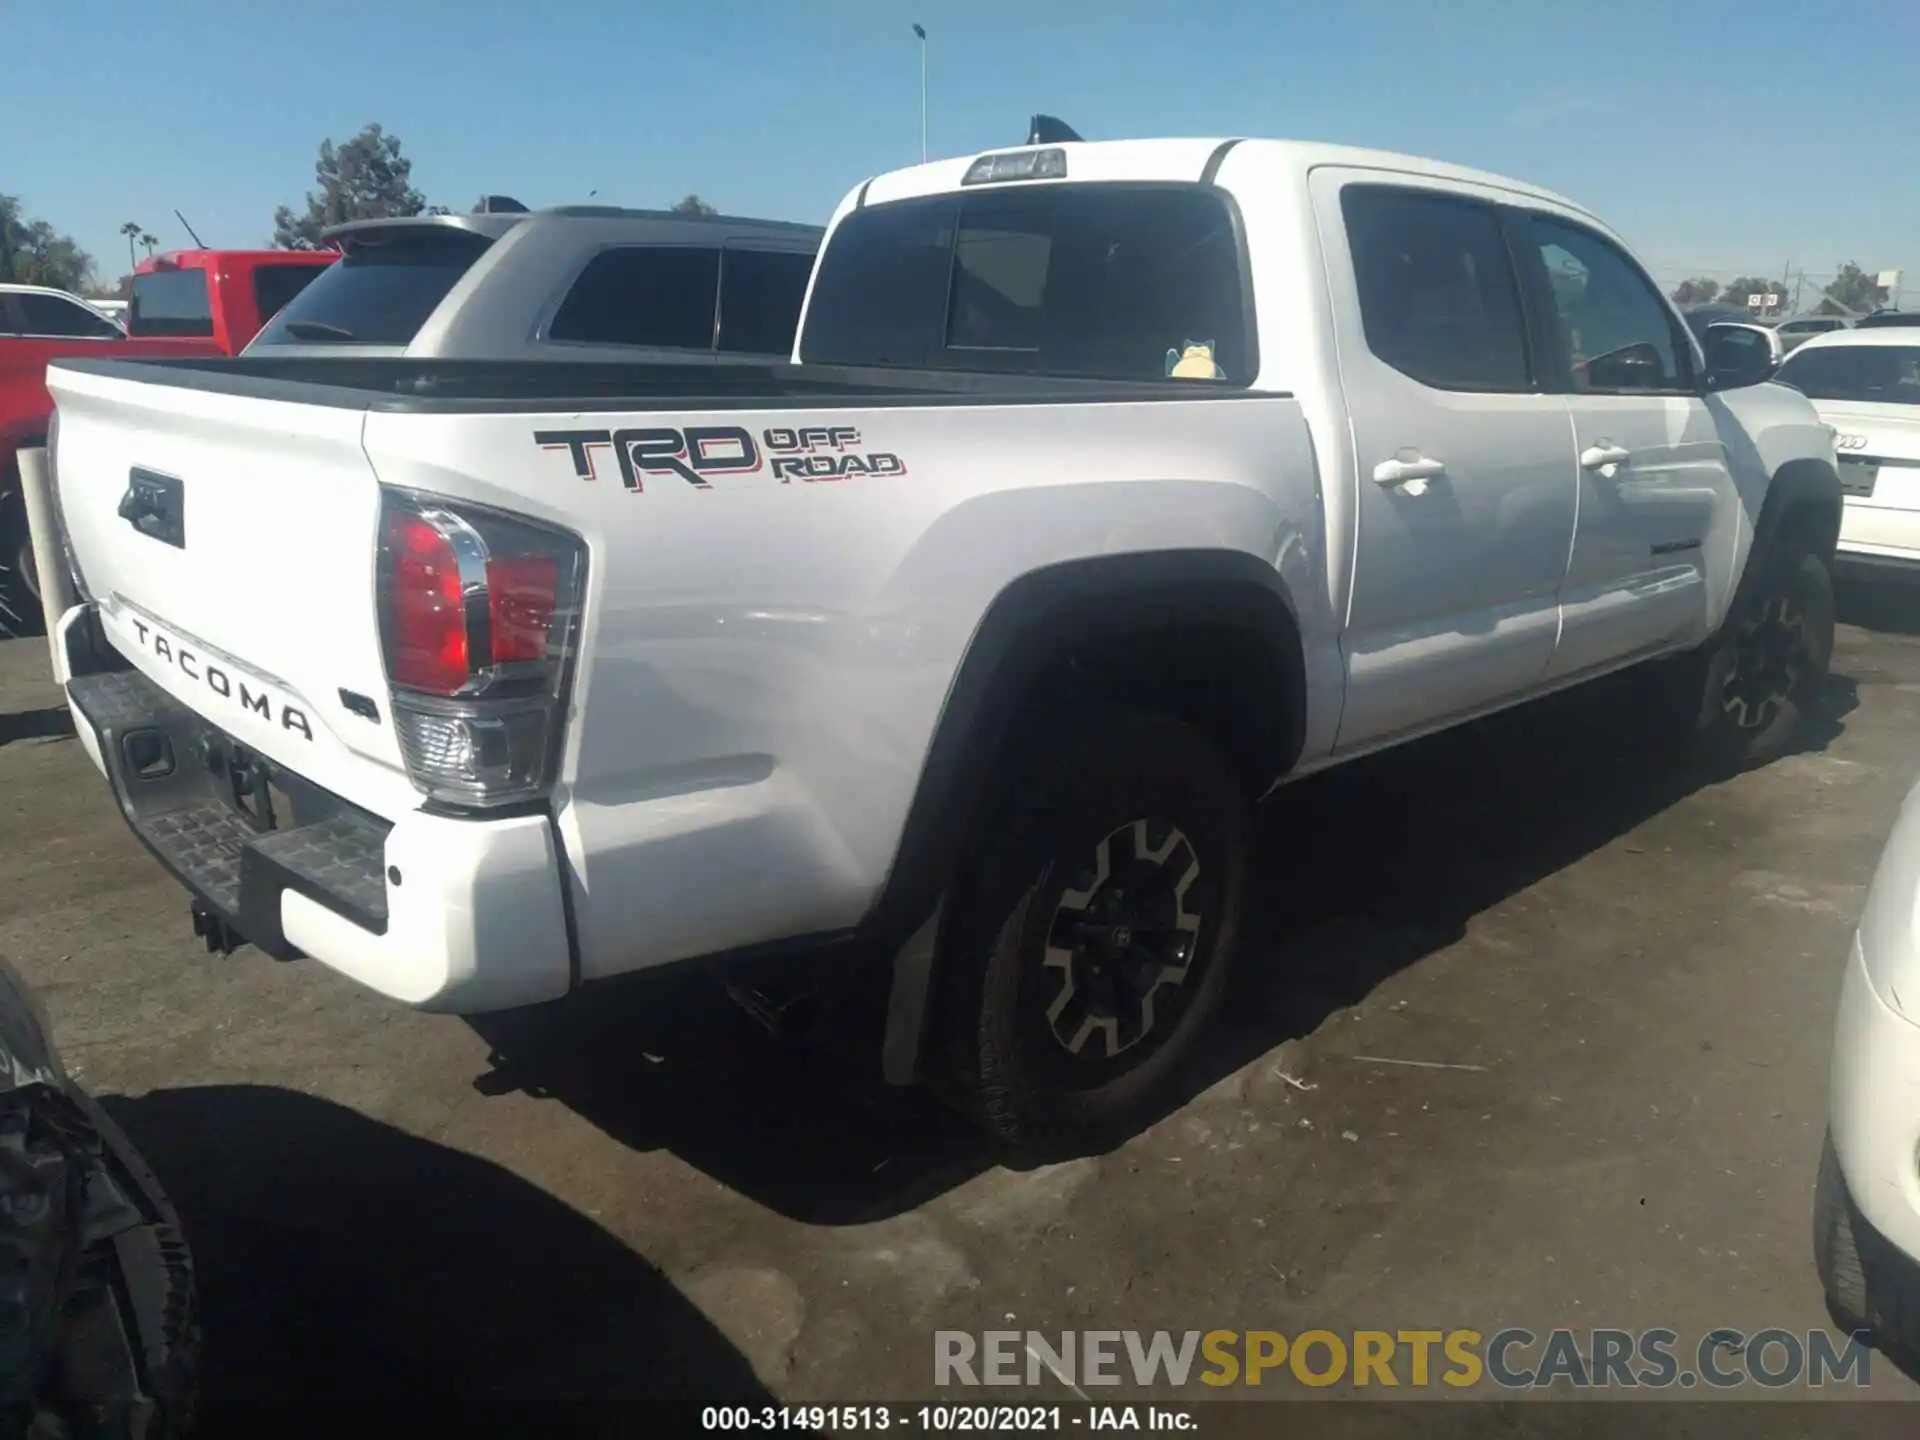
[49, 354, 1287, 413]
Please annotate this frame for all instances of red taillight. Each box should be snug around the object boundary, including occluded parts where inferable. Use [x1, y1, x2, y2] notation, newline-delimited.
[384, 509, 469, 694]
[377, 490, 586, 809]
[486, 555, 558, 664]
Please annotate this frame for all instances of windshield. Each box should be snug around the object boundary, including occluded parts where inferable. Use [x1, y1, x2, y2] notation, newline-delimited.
[800, 183, 1251, 382]
[1777, 344, 1920, 405]
[249, 227, 494, 347]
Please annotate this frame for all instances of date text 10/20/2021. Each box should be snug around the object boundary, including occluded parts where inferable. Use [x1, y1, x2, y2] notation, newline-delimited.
[701, 1406, 1193, 1431]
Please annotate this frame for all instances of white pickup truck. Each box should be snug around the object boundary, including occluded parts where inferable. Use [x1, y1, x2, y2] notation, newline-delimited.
[39, 137, 1841, 1144]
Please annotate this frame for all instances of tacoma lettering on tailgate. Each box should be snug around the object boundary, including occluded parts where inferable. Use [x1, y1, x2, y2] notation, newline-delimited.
[128, 618, 313, 740]
[535, 425, 906, 491]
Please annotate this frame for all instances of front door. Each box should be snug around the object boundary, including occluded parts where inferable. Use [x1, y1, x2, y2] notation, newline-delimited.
[1312, 173, 1579, 752]
[1512, 213, 1734, 678]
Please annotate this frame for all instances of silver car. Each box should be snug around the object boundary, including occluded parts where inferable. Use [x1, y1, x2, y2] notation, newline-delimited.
[245, 206, 823, 364]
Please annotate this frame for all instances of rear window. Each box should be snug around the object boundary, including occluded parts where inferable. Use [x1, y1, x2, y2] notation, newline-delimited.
[799, 184, 1252, 382]
[718, 248, 815, 355]
[129, 269, 213, 337]
[251, 262, 330, 325]
[547, 246, 720, 349]
[1777, 345, 1920, 405]
[250, 228, 494, 347]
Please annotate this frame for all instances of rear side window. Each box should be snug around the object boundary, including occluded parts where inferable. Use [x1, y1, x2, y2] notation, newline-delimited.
[548, 246, 720, 349]
[129, 270, 214, 337]
[1778, 345, 1920, 405]
[718, 248, 815, 355]
[250, 228, 493, 347]
[1340, 186, 1531, 392]
[800, 184, 1251, 382]
[252, 262, 329, 325]
[13, 292, 121, 339]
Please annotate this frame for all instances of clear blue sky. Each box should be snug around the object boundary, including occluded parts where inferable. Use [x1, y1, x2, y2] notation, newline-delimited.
[9, 0, 1919, 304]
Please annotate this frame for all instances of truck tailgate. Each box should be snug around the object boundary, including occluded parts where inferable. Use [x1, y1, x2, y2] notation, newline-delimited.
[48, 364, 417, 819]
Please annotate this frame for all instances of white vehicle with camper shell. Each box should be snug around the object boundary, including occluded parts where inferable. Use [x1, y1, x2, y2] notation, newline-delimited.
[35, 133, 1841, 1143]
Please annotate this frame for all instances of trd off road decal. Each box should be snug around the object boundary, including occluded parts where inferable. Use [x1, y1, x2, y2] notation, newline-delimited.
[535, 425, 906, 492]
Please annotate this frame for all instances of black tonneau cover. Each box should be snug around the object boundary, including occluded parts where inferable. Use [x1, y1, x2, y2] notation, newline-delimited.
[48, 355, 1285, 415]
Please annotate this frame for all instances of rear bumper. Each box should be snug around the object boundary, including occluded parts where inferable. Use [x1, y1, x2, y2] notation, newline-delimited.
[1838, 501, 1920, 579]
[58, 608, 573, 1012]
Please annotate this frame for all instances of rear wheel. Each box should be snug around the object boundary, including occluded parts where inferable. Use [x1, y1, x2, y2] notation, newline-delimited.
[933, 708, 1250, 1147]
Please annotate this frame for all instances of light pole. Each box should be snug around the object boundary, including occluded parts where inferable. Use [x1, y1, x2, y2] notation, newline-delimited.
[913, 23, 927, 162]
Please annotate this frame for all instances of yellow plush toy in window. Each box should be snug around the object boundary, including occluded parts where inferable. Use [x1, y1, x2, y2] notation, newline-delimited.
[1165, 339, 1225, 379]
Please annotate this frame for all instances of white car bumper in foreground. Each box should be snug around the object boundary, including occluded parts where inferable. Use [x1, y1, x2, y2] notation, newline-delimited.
[55, 605, 573, 1013]
[1830, 936, 1920, 1263]
[1829, 776, 1920, 1265]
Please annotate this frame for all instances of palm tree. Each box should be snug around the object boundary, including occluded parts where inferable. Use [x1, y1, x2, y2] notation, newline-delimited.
[140, 232, 158, 258]
[119, 220, 142, 272]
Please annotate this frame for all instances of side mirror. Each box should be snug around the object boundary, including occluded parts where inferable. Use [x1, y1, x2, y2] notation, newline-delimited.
[1703, 322, 1780, 391]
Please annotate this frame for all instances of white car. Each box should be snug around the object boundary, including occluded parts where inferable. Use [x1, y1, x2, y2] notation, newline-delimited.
[37, 135, 1841, 1143]
[1818, 774, 1920, 1357]
[1774, 328, 1920, 579]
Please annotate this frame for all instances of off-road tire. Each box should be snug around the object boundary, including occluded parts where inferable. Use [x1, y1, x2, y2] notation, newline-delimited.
[1815, 1129, 1920, 1369]
[1677, 540, 1834, 772]
[931, 707, 1251, 1149]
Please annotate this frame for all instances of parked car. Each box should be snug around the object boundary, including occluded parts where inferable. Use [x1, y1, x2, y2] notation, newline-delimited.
[128, 248, 338, 353]
[1772, 328, 1920, 580]
[39, 135, 1840, 1144]
[1853, 309, 1920, 331]
[0, 286, 226, 631]
[1776, 314, 1854, 353]
[242, 205, 823, 362]
[1818, 772, 1920, 1365]
[0, 956, 198, 1435]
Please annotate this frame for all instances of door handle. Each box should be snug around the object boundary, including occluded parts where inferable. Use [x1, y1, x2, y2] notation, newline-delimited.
[1372, 456, 1446, 486]
[1580, 443, 1631, 470]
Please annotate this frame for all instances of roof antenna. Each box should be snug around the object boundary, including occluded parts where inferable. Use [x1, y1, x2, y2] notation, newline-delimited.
[173, 209, 206, 247]
[1027, 114, 1083, 145]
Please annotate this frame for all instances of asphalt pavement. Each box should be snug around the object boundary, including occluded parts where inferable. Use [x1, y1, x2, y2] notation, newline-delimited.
[4, 589, 1920, 1432]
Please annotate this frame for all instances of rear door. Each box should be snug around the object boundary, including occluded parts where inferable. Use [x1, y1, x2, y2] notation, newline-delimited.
[1512, 212, 1735, 677]
[1311, 172, 1578, 752]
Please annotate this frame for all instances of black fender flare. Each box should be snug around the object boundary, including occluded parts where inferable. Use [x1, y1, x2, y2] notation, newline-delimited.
[1728, 456, 1842, 622]
[867, 548, 1308, 1084]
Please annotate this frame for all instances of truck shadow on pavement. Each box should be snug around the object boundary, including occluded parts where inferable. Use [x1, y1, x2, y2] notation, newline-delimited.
[101, 1084, 774, 1431]
[466, 665, 1861, 1228]
[0, 703, 73, 748]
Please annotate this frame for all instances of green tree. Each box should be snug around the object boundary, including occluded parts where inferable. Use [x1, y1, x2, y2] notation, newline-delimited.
[1670, 277, 1720, 306]
[1719, 276, 1788, 313]
[273, 123, 428, 249]
[119, 220, 142, 272]
[671, 193, 718, 216]
[0, 195, 95, 292]
[1824, 261, 1887, 315]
